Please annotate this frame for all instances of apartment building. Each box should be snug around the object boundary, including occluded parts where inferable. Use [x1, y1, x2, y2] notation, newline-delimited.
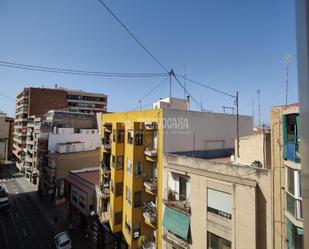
[13, 87, 107, 170]
[42, 127, 100, 201]
[98, 98, 253, 249]
[162, 152, 273, 249]
[271, 104, 303, 249]
[0, 112, 14, 161]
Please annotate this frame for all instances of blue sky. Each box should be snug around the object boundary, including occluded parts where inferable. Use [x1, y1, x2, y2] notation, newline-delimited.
[0, 0, 298, 125]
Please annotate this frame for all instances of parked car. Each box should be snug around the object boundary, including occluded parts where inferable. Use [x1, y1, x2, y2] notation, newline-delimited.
[0, 196, 11, 213]
[54, 231, 72, 249]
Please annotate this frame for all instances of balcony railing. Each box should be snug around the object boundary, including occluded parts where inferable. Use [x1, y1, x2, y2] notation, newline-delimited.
[102, 138, 111, 149]
[143, 201, 157, 226]
[144, 146, 157, 157]
[142, 241, 156, 249]
[286, 192, 303, 220]
[164, 189, 191, 214]
[99, 184, 110, 199]
[163, 230, 189, 249]
[144, 176, 157, 192]
[102, 161, 111, 173]
[285, 141, 300, 163]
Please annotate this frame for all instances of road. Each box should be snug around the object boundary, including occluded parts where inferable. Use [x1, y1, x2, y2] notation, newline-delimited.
[0, 164, 55, 249]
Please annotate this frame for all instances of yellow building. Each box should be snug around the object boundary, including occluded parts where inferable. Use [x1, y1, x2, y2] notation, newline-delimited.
[98, 99, 253, 249]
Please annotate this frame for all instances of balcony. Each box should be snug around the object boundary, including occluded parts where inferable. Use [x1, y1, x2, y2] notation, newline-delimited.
[143, 201, 157, 227]
[144, 176, 157, 194]
[285, 141, 300, 163]
[99, 184, 110, 199]
[163, 230, 190, 249]
[102, 138, 111, 150]
[145, 146, 157, 157]
[142, 241, 156, 249]
[102, 162, 111, 174]
[164, 189, 191, 215]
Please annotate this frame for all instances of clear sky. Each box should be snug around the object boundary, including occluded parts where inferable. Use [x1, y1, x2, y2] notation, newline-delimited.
[0, 0, 298, 125]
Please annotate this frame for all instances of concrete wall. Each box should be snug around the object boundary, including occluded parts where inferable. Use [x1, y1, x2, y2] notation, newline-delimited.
[48, 130, 101, 151]
[0, 114, 11, 160]
[234, 132, 271, 168]
[270, 106, 286, 249]
[163, 109, 253, 153]
[163, 153, 273, 249]
[49, 148, 100, 179]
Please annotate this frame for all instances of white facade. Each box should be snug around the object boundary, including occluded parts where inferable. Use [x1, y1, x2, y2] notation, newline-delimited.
[153, 97, 189, 110]
[48, 128, 100, 152]
[163, 109, 253, 153]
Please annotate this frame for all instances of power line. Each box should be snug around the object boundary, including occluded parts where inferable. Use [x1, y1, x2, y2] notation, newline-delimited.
[0, 60, 167, 78]
[0, 92, 15, 101]
[95, 0, 169, 73]
[176, 74, 235, 98]
[135, 76, 169, 110]
[172, 73, 202, 110]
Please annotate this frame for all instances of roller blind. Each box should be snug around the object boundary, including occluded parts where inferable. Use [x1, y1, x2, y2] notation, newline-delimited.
[207, 188, 232, 214]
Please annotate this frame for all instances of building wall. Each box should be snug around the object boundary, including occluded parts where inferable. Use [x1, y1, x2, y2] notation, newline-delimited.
[49, 149, 100, 179]
[0, 114, 10, 160]
[234, 132, 271, 168]
[28, 88, 67, 116]
[48, 129, 100, 151]
[163, 154, 273, 249]
[270, 106, 286, 249]
[163, 109, 253, 153]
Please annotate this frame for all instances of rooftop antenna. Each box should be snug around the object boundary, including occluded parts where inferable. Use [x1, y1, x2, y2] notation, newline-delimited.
[200, 93, 203, 111]
[257, 89, 261, 128]
[169, 69, 174, 99]
[284, 54, 291, 106]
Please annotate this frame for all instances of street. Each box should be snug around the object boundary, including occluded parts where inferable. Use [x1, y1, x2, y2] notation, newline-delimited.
[0, 164, 55, 249]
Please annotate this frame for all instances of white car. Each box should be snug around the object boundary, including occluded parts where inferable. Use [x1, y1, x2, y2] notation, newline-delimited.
[54, 231, 72, 249]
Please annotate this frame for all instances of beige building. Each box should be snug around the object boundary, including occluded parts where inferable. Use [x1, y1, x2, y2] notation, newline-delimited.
[162, 152, 273, 249]
[234, 130, 271, 169]
[0, 112, 14, 161]
[271, 104, 303, 249]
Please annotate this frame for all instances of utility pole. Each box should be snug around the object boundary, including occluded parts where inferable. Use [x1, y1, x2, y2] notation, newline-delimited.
[169, 69, 174, 99]
[284, 54, 291, 106]
[257, 89, 261, 128]
[183, 65, 187, 99]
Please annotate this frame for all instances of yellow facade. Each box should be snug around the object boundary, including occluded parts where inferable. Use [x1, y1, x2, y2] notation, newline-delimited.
[99, 109, 164, 249]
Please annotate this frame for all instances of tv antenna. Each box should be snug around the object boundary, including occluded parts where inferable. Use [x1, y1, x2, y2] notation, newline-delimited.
[284, 54, 291, 106]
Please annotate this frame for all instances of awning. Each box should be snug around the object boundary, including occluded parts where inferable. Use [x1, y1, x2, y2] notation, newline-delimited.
[67, 176, 93, 194]
[163, 207, 190, 240]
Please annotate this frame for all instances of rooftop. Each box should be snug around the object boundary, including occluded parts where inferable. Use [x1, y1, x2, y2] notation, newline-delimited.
[70, 167, 100, 185]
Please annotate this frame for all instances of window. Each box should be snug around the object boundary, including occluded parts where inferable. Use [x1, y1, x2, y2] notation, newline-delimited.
[125, 215, 131, 234]
[207, 232, 231, 249]
[116, 156, 124, 170]
[133, 224, 141, 239]
[151, 162, 157, 178]
[126, 186, 132, 205]
[134, 191, 142, 208]
[115, 212, 122, 225]
[112, 129, 116, 142]
[116, 182, 123, 197]
[72, 190, 78, 203]
[128, 130, 133, 144]
[287, 167, 295, 195]
[207, 189, 232, 220]
[117, 130, 124, 143]
[79, 196, 86, 209]
[135, 130, 143, 145]
[127, 159, 133, 175]
[135, 161, 142, 176]
[112, 155, 116, 167]
[102, 200, 108, 212]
